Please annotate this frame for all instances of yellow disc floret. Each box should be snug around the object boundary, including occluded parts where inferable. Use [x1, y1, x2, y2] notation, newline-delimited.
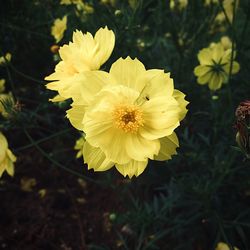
[113, 104, 144, 133]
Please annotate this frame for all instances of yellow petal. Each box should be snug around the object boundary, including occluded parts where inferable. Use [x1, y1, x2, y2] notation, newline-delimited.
[194, 65, 211, 77]
[73, 70, 115, 104]
[49, 94, 67, 102]
[208, 72, 223, 90]
[154, 133, 179, 161]
[66, 105, 86, 130]
[197, 71, 212, 85]
[140, 96, 180, 140]
[83, 141, 114, 171]
[125, 133, 160, 161]
[0, 133, 8, 162]
[212, 43, 224, 63]
[115, 159, 148, 178]
[94, 26, 115, 66]
[110, 57, 146, 91]
[173, 89, 188, 121]
[223, 61, 240, 75]
[197, 48, 213, 65]
[135, 70, 174, 105]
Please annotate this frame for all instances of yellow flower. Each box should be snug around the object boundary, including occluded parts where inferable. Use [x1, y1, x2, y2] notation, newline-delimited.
[74, 135, 85, 158]
[170, 0, 188, 10]
[0, 133, 16, 178]
[0, 53, 11, 65]
[51, 15, 67, 43]
[215, 242, 239, 250]
[45, 26, 115, 101]
[0, 79, 6, 93]
[67, 57, 188, 178]
[194, 43, 240, 91]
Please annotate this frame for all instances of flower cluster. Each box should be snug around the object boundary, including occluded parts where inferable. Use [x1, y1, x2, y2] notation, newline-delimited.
[194, 36, 240, 91]
[46, 27, 188, 178]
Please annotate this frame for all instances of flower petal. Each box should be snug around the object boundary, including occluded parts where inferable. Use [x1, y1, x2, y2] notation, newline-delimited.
[194, 65, 211, 77]
[197, 71, 212, 85]
[208, 72, 223, 90]
[66, 105, 86, 130]
[139, 96, 180, 140]
[0, 133, 8, 162]
[198, 48, 213, 65]
[125, 133, 160, 161]
[173, 89, 188, 121]
[135, 70, 174, 105]
[94, 26, 115, 67]
[115, 159, 148, 178]
[83, 141, 114, 171]
[154, 133, 179, 161]
[110, 57, 146, 91]
[212, 43, 224, 63]
[223, 61, 240, 75]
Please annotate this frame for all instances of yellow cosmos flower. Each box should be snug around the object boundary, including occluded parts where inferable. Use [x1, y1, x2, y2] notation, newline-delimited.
[51, 16, 67, 43]
[0, 79, 6, 93]
[215, 242, 239, 250]
[45, 26, 115, 101]
[0, 133, 16, 178]
[194, 43, 240, 91]
[67, 57, 188, 178]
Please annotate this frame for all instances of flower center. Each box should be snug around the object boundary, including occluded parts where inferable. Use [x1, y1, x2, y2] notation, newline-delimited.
[113, 105, 144, 133]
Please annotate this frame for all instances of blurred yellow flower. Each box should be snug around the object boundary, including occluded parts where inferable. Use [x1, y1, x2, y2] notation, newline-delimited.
[215, 0, 239, 24]
[0, 132, 16, 178]
[45, 26, 115, 101]
[215, 242, 239, 250]
[170, 0, 188, 10]
[101, 0, 116, 6]
[20, 177, 37, 192]
[51, 15, 67, 43]
[0, 53, 11, 65]
[194, 42, 240, 90]
[0, 79, 6, 93]
[74, 135, 85, 158]
[67, 57, 188, 178]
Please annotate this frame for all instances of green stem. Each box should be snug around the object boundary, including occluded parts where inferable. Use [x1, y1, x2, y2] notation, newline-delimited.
[23, 128, 99, 184]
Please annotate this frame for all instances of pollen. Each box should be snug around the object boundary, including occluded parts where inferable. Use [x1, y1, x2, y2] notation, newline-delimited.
[113, 104, 144, 133]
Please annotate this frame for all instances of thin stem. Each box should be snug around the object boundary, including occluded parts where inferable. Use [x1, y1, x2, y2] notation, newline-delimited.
[15, 128, 71, 152]
[23, 128, 99, 184]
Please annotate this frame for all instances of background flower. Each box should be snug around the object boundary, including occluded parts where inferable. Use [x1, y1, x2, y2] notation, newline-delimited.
[51, 15, 67, 43]
[46, 26, 115, 101]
